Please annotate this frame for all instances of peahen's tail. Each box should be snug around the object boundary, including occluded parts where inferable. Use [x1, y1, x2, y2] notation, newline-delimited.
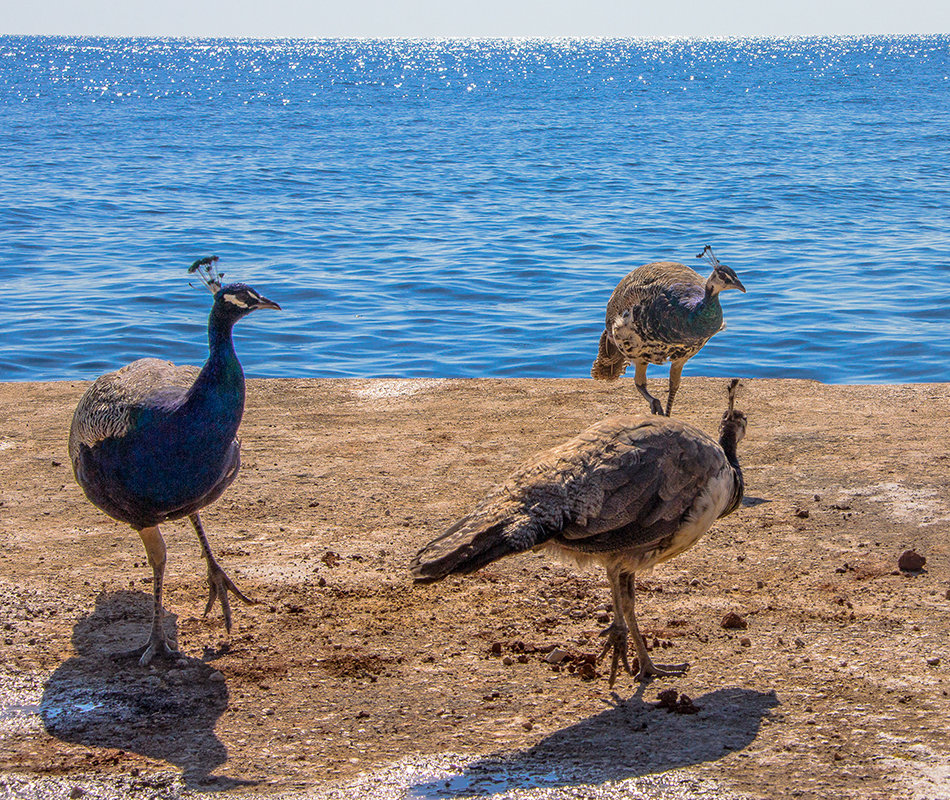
[410, 509, 547, 582]
[590, 331, 627, 380]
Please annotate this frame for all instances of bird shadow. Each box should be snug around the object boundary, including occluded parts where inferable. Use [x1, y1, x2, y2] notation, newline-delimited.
[741, 495, 770, 507]
[409, 686, 779, 798]
[40, 590, 254, 791]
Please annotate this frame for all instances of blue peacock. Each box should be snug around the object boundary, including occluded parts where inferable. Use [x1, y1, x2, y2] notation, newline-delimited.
[68, 257, 280, 665]
[591, 246, 746, 416]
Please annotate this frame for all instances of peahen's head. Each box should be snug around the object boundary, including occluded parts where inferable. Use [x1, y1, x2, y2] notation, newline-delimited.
[213, 283, 281, 322]
[697, 245, 746, 296]
[706, 263, 746, 296]
[719, 378, 747, 449]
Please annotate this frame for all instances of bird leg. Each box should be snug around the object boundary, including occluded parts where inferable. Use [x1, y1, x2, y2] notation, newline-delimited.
[618, 571, 689, 681]
[633, 361, 664, 416]
[598, 566, 634, 686]
[189, 513, 254, 632]
[665, 358, 688, 417]
[114, 526, 180, 667]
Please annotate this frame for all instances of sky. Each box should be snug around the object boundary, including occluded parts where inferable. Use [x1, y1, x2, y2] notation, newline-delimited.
[3, 0, 949, 38]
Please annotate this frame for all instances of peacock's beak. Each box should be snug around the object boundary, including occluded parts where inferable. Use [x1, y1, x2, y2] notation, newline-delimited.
[256, 296, 281, 311]
[732, 278, 747, 293]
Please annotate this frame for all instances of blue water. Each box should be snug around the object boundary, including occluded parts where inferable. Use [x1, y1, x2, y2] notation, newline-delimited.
[2, 36, 949, 383]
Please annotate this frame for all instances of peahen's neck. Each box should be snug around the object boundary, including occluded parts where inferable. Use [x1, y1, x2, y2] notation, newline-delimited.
[183, 305, 246, 434]
[718, 426, 744, 517]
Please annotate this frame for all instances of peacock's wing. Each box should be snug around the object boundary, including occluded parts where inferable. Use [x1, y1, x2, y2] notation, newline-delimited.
[68, 358, 201, 458]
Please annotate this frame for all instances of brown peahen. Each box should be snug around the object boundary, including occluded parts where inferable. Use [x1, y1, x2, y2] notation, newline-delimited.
[591, 246, 746, 416]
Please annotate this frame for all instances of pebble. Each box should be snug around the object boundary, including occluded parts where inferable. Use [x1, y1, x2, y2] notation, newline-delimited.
[898, 549, 927, 572]
[740, 637, 752, 647]
[926, 657, 940, 667]
[208, 670, 225, 682]
[544, 648, 570, 665]
[721, 611, 748, 630]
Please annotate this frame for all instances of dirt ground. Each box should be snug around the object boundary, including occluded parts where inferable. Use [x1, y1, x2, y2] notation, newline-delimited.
[1, 377, 949, 800]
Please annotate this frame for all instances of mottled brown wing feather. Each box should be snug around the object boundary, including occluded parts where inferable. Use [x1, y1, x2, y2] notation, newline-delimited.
[551, 418, 725, 552]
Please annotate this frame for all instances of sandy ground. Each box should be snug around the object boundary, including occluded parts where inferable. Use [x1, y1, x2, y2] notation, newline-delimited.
[0, 376, 949, 800]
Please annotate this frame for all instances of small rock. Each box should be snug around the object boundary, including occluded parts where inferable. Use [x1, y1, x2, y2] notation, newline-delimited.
[794, 637, 805, 648]
[208, 670, 225, 683]
[544, 648, 570, 665]
[898, 550, 926, 572]
[69, 788, 84, 799]
[926, 657, 941, 667]
[794, 508, 810, 518]
[721, 612, 747, 630]
[521, 721, 533, 731]
[502, 656, 514, 666]
[489, 642, 503, 656]
[740, 637, 751, 647]
[655, 688, 700, 714]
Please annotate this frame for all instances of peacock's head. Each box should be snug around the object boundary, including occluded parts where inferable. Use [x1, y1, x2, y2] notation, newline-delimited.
[719, 378, 747, 447]
[188, 256, 281, 321]
[697, 245, 746, 296]
[214, 283, 281, 320]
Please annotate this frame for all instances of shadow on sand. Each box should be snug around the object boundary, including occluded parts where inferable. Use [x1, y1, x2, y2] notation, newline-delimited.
[41, 590, 253, 790]
[411, 686, 779, 798]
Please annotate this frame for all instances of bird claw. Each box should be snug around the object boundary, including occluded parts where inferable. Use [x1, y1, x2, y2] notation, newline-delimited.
[204, 562, 255, 632]
[649, 398, 664, 416]
[112, 636, 180, 667]
[635, 655, 689, 682]
[598, 623, 633, 687]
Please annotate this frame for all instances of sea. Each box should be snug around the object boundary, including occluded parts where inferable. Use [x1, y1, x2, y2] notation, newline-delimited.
[1, 35, 949, 383]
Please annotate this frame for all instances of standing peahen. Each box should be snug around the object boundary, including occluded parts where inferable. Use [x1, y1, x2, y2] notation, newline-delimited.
[591, 246, 746, 416]
[412, 380, 747, 685]
[68, 257, 280, 666]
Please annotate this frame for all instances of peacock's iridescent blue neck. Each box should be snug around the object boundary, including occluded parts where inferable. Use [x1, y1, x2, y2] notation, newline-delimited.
[183, 304, 246, 435]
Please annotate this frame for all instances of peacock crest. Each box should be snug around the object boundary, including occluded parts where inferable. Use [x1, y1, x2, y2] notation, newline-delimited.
[188, 255, 225, 293]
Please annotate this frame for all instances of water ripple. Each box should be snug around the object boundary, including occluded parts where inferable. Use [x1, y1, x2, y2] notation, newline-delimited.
[1, 36, 949, 382]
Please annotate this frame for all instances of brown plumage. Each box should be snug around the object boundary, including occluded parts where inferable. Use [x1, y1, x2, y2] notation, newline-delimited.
[591, 247, 746, 416]
[412, 380, 746, 684]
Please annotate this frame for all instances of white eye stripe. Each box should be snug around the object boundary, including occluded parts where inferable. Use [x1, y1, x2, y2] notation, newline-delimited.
[223, 293, 249, 308]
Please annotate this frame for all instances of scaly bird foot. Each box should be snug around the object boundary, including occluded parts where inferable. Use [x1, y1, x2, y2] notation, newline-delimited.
[598, 623, 633, 687]
[112, 634, 180, 667]
[204, 562, 255, 632]
[649, 397, 664, 416]
[635, 652, 689, 682]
